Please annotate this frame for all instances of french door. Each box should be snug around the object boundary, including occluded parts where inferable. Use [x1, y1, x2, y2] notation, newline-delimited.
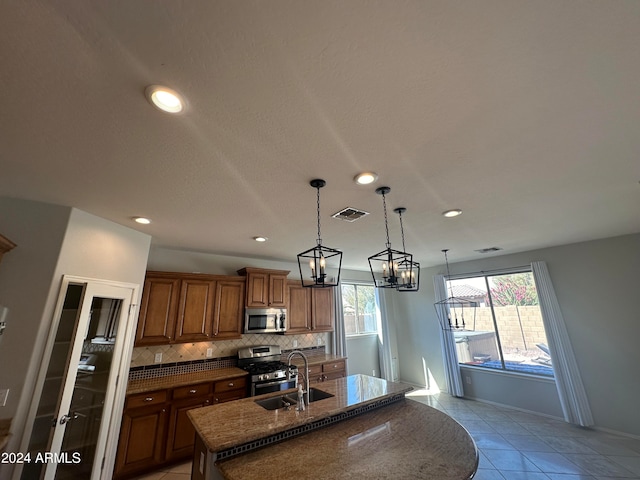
[19, 277, 139, 480]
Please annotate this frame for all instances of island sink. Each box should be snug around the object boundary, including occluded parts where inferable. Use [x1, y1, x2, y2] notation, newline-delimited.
[255, 395, 297, 411]
[283, 387, 334, 405]
[254, 388, 335, 411]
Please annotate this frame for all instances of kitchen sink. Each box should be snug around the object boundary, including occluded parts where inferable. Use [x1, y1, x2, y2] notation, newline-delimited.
[255, 395, 297, 411]
[283, 388, 334, 405]
[255, 388, 334, 410]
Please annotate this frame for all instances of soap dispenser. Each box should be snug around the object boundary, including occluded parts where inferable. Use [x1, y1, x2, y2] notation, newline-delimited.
[297, 384, 305, 411]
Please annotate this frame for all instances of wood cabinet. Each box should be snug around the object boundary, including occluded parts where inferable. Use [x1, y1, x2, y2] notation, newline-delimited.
[238, 267, 289, 307]
[174, 279, 215, 343]
[308, 359, 346, 384]
[114, 390, 169, 478]
[311, 287, 334, 332]
[136, 276, 180, 346]
[286, 281, 335, 333]
[166, 383, 212, 461]
[212, 279, 245, 340]
[116, 377, 247, 478]
[135, 272, 245, 346]
[287, 281, 312, 333]
[212, 376, 247, 404]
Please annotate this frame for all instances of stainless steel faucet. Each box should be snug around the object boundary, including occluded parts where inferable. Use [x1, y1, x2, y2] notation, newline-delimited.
[287, 350, 309, 407]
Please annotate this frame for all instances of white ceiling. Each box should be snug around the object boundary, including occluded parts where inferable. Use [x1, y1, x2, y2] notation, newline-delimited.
[2, 1, 639, 270]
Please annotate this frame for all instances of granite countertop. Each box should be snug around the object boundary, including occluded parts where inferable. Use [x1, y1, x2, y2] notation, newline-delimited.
[217, 399, 479, 480]
[126, 367, 248, 395]
[188, 374, 412, 453]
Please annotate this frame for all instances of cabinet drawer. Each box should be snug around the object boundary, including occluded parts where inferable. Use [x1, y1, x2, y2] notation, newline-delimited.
[307, 364, 322, 376]
[213, 377, 246, 393]
[213, 389, 245, 404]
[172, 383, 212, 400]
[125, 390, 168, 409]
[322, 360, 345, 373]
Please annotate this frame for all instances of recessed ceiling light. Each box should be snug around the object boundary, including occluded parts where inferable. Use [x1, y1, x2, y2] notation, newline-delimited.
[145, 85, 185, 113]
[133, 216, 151, 225]
[442, 209, 463, 218]
[253, 236, 268, 242]
[354, 172, 378, 185]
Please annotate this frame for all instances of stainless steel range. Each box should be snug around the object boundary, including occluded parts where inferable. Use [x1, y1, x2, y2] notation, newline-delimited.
[237, 345, 298, 396]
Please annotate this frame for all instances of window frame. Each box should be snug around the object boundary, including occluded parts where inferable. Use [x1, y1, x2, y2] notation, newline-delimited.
[446, 268, 554, 378]
[340, 282, 380, 337]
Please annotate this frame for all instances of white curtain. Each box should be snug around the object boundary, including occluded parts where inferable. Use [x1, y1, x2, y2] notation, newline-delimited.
[531, 261, 594, 426]
[331, 283, 347, 358]
[375, 289, 395, 381]
[433, 274, 464, 397]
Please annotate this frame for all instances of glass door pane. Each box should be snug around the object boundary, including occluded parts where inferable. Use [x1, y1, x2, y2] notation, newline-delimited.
[21, 284, 84, 480]
[21, 281, 132, 480]
[54, 296, 122, 479]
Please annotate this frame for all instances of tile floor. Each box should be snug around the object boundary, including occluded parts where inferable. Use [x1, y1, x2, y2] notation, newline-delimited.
[408, 390, 640, 480]
[130, 392, 640, 480]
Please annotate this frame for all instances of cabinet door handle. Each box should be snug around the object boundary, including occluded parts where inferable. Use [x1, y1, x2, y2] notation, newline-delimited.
[144, 397, 154, 402]
[228, 382, 234, 387]
[333, 364, 338, 368]
[189, 389, 197, 394]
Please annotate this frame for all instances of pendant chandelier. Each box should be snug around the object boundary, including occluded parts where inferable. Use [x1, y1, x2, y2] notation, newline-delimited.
[297, 179, 342, 288]
[368, 186, 414, 289]
[393, 207, 420, 292]
[434, 249, 477, 330]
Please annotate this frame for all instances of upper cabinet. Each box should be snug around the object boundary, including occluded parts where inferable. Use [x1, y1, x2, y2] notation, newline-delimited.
[135, 272, 245, 346]
[136, 276, 180, 346]
[286, 280, 335, 333]
[311, 287, 334, 332]
[237, 268, 289, 308]
[287, 281, 312, 333]
[212, 279, 245, 340]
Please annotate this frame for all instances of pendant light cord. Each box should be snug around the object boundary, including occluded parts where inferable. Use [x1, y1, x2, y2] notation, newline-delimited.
[398, 209, 407, 251]
[382, 191, 391, 248]
[316, 185, 322, 246]
[443, 249, 454, 298]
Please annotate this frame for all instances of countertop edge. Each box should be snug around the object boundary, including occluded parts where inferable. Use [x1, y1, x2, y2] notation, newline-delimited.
[126, 367, 248, 395]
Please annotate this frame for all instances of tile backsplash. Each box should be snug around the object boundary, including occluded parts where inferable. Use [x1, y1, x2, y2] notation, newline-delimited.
[129, 332, 329, 368]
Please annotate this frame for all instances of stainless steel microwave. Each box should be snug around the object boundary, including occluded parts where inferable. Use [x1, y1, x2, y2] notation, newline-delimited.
[244, 308, 287, 334]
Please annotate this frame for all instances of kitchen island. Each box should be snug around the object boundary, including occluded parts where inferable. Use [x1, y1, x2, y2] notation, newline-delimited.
[188, 375, 478, 480]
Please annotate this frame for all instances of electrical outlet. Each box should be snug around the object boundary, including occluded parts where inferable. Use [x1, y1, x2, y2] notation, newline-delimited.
[372, 370, 376, 377]
[0, 389, 9, 407]
[317, 337, 322, 346]
[154, 352, 162, 364]
[293, 340, 298, 348]
[465, 376, 472, 385]
[206, 348, 213, 358]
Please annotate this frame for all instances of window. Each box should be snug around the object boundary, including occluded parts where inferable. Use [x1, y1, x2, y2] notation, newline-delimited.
[341, 283, 379, 336]
[446, 270, 554, 377]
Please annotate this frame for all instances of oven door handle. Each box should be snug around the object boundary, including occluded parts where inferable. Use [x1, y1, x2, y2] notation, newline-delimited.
[254, 378, 297, 390]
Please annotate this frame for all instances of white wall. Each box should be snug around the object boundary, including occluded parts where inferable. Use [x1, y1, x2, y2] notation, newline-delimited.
[346, 335, 380, 377]
[0, 198, 151, 480]
[391, 233, 640, 437]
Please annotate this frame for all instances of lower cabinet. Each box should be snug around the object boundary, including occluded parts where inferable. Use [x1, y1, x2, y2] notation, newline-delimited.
[213, 377, 247, 404]
[308, 359, 346, 384]
[114, 390, 169, 478]
[166, 383, 212, 461]
[115, 378, 247, 479]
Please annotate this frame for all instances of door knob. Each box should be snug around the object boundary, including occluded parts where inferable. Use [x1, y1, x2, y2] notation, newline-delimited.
[59, 414, 72, 425]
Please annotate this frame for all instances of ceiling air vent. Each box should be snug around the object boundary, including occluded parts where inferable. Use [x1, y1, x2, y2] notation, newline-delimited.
[331, 207, 369, 222]
[475, 247, 503, 254]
